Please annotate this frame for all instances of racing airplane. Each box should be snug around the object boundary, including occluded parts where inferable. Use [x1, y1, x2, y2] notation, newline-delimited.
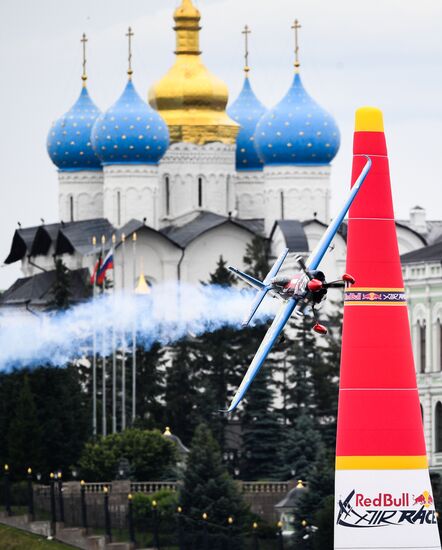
[225, 156, 372, 413]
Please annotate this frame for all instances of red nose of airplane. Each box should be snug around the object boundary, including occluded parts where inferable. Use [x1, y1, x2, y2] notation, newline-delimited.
[307, 279, 323, 292]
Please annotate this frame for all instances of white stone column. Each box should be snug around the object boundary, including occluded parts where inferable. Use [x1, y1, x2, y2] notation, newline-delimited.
[235, 171, 265, 219]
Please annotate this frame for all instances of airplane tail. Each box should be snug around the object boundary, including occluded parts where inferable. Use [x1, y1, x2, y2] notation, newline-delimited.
[229, 248, 289, 326]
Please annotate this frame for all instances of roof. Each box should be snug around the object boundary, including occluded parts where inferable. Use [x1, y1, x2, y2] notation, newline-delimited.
[4, 226, 40, 264]
[401, 241, 442, 264]
[270, 220, 309, 252]
[4, 219, 114, 264]
[0, 268, 90, 308]
[55, 219, 114, 255]
[161, 211, 261, 248]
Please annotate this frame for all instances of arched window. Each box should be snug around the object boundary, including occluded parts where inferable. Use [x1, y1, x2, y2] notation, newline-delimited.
[165, 176, 170, 216]
[198, 177, 203, 208]
[420, 321, 426, 373]
[117, 191, 121, 226]
[69, 196, 74, 222]
[226, 175, 230, 212]
[436, 402, 442, 453]
[280, 191, 285, 219]
[420, 403, 424, 423]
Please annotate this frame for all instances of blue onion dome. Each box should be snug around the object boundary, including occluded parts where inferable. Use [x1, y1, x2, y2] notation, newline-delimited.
[227, 77, 267, 171]
[47, 86, 102, 171]
[255, 72, 340, 166]
[91, 80, 169, 165]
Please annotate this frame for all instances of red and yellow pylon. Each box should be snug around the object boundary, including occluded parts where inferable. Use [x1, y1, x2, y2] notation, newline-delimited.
[334, 107, 441, 550]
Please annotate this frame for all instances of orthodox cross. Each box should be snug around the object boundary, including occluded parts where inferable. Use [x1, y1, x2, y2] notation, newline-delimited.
[291, 19, 301, 68]
[242, 25, 251, 74]
[81, 33, 88, 84]
[126, 27, 134, 78]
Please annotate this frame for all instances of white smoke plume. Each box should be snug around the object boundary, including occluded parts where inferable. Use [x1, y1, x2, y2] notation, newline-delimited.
[0, 283, 278, 370]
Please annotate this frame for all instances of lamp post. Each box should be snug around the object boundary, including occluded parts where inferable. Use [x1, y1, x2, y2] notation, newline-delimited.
[104, 486, 112, 542]
[4, 464, 11, 516]
[252, 521, 259, 550]
[227, 516, 234, 549]
[27, 468, 34, 520]
[49, 473, 56, 537]
[202, 512, 208, 550]
[177, 506, 184, 550]
[128, 494, 135, 545]
[57, 471, 65, 523]
[80, 480, 88, 530]
[277, 520, 284, 550]
[152, 499, 160, 549]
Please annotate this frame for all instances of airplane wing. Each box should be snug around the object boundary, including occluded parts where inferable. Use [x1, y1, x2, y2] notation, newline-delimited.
[306, 155, 372, 271]
[225, 297, 298, 413]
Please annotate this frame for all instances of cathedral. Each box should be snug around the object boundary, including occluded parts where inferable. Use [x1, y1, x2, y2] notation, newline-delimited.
[2, 0, 429, 305]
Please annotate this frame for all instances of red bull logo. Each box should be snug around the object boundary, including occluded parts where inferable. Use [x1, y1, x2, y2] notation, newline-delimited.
[414, 491, 433, 509]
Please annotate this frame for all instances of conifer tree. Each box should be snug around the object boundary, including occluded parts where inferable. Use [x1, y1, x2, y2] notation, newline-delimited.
[164, 339, 200, 445]
[7, 376, 43, 475]
[277, 413, 324, 481]
[50, 257, 72, 310]
[132, 343, 166, 429]
[240, 354, 282, 480]
[207, 255, 236, 287]
[179, 424, 249, 527]
[243, 235, 269, 281]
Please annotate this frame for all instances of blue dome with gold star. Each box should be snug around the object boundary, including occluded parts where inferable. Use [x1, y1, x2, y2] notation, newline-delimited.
[255, 73, 340, 166]
[91, 80, 169, 165]
[47, 86, 102, 171]
[227, 77, 266, 171]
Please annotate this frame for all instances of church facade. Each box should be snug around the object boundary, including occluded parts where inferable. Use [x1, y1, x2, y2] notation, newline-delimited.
[2, 0, 442, 467]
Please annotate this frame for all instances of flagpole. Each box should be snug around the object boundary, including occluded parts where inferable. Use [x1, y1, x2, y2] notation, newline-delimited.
[132, 311, 136, 424]
[92, 235, 97, 438]
[121, 233, 126, 290]
[101, 234, 107, 437]
[111, 234, 117, 434]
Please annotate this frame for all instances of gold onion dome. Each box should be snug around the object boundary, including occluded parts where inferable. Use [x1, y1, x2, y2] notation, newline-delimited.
[148, 0, 238, 145]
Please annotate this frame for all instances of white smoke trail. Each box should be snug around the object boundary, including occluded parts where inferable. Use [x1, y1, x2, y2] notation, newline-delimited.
[0, 282, 278, 370]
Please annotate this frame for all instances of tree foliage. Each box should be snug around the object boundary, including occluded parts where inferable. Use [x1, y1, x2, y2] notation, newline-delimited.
[179, 424, 249, 526]
[78, 428, 177, 481]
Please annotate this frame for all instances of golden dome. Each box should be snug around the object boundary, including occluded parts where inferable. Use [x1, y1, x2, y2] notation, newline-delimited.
[148, 0, 238, 145]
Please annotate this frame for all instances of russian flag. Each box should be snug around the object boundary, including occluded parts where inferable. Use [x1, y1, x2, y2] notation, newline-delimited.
[97, 249, 114, 285]
[90, 254, 102, 286]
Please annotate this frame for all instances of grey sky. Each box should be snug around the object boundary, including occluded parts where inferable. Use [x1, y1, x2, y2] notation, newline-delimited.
[1, 0, 441, 288]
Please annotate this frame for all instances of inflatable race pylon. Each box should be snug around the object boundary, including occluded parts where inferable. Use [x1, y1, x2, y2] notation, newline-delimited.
[334, 107, 441, 550]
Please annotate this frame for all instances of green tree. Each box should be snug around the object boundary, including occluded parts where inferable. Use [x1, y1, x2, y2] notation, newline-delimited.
[79, 428, 176, 481]
[7, 376, 43, 476]
[164, 339, 201, 446]
[50, 258, 71, 310]
[132, 343, 166, 429]
[179, 424, 249, 527]
[207, 255, 236, 287]
[241, 359, 282, 480]
[278, 414, 324, 481]
[243, 235, 269, 281]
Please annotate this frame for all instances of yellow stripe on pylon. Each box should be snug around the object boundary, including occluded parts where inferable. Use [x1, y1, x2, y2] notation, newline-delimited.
[336, 456, 428, 470]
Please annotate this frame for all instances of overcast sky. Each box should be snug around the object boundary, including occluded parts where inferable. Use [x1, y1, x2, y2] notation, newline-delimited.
[0, 0, 441, 289]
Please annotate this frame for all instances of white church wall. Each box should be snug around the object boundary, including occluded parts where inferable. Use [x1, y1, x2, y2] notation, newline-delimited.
[235, 171, 264, 219]
[263, 165, 331, 234]
[113, 228, 181, 291]
[58, 171, 104, 222]
[180, 224, 253, 285]
[103, 165, 159, 229]
[159, 143, 236, 226]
